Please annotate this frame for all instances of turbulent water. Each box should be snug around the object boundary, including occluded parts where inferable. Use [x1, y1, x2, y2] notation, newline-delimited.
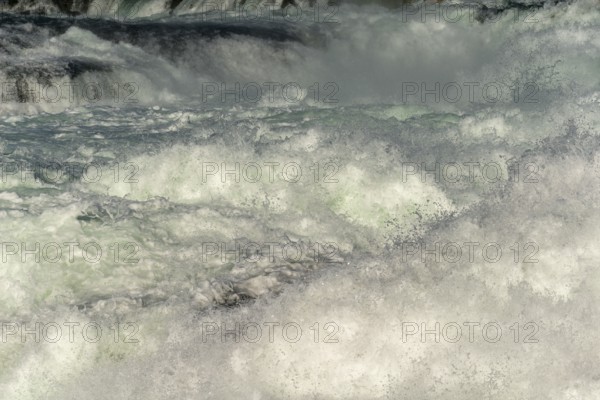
[0, 0, 599, 398]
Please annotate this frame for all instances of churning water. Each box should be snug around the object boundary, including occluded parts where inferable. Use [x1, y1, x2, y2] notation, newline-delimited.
[0, 0, 599, 398]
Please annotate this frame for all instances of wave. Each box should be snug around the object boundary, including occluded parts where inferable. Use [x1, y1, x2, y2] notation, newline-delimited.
[0, 0, 573, 20]
[0, 0, 599, 397]
[0, 0, 596, 115]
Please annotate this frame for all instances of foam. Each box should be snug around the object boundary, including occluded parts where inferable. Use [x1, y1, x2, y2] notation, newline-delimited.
[0, 0, 598, 398]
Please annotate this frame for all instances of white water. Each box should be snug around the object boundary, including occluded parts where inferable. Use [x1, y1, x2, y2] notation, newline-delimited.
[0, 0, 599, 398]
